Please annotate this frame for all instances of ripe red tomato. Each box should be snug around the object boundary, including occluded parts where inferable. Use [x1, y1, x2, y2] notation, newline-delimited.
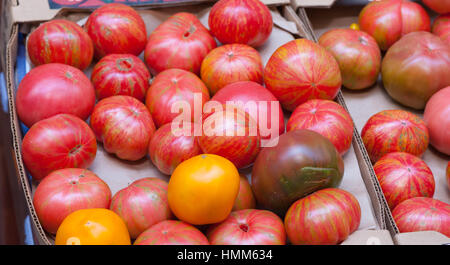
[27, 19, 93, 70]
[382, 32, 450, 110]
[284, 188, 361, 245]
[318, 28, 381, 90]
[211, 81, 285, 140]
[374, 152, 435, 210]
[134, 220, 209, 245]
[232, 174, 256, 211]
[424, 86, 450, 156]
[85, 3, 147, 58]
[359, 0, 430, 51]
[33, 168, 111, 234]
[392, 197, 450, 237]
[110, 178, 172, 239]
[423, 0, 450, 14]
[198, 107, 260, 169]
[361, 110, 429, 163]
[209, 0, 273, 47]
[145, 68, 210, 128]
[200, 44, 263, 95]
[432, 14, 450, 44]
[207, 209, 286, 245]
[22, 114, 97, 180]
[264, 39, 342, 112]
[287, 99, 354, 156]
[91, 54, 151, 102]
[447, 162, 450, 191]
[149, 122, 202, 175]
[144, 12, 216, 75]
[16, 63, 95, 128]
[90, 96, 156, 161]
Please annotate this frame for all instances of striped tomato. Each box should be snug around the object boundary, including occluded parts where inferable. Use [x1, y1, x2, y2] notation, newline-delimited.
[207, 209, 286, 245]
[22, 114, 97, 180]
[209, 0, 272, 47]
[374, 152, 435, 210]
[200, 44, 263, 95]
[198, 107, 260, 169]
[432, 14, 450, 43]
[149, 122, 202, 175]
[287, 99, 354, 156]
[145, 12, 216, 75]
[85, 3, 147, 58]
[361, 110, 429, 163]
[284, 188, 361, 245]
[91, 54, 150, 101]
[392, 197, 450, 237]
[134, 220, 209, 245]
[233, 175, 256, 211]
[145, 68, 210, 128]
[110, 178, 172, 239]
[90, 96, 156, 161]
[33, 168, 111, 234]
[264, 39, 342, 112]
[27, 19, 93, 70]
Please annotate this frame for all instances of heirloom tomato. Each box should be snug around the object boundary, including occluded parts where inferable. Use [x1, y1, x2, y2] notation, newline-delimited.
[424, 86, 450, 156]
[233, 175, 256, 211]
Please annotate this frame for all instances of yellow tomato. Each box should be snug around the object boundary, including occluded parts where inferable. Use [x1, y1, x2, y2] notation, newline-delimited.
[55, 208, 131, 245]
[350, 23, 360, 30]
[168, 154, 240, 225]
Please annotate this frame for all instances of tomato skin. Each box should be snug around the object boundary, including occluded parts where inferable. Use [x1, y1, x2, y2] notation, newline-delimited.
[110, 178, 172, 239]
[423, 0, 450, 14]
[207, 209, 286, 245]
[85, 3, 147, 58]
[16, 63, 95, 128]
[447, 162, 450, 191]
[423, 86, 450, 156]
[392, 197, 450, 237]
[22, 114, 97, 181]
[264, 39, 342, 112]
[90, 96, 156, 161]
[55, 208, 131, 245]
[209, 0, 273, 47]
[432, 14, 450, 44]
[361, 109, 429, 163]
[284, 188, 361, 245]
[91, 54, 151, 101]
[149, 123, 202, 175]
[144, 12, 216, 75]
[145, 68, 210, 128]
[168, 154, 240, 225]
[287, 99, 354, 156]
[32, 168, 111, 234]
[27, 19, 93, 70]
[374, 152, 435, 210]
[232, 175, 256, 211]
[134, 220, 209, 245]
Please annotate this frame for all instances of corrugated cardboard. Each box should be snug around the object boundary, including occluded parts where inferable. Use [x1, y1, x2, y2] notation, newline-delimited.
[291, 0, 337, 10]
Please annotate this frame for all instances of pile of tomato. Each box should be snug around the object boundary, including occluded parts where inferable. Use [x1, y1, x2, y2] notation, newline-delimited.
[17, 0, 449, 245]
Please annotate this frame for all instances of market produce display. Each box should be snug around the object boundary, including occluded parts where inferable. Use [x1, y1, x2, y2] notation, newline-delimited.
[432, 14, 450, 43]
[18, 0, 450, 245]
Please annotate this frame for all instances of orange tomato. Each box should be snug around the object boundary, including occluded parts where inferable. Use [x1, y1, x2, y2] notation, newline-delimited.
[168, 154, 240, 225]
[55, 208, 131, 245]
[350, 23, 360, 30]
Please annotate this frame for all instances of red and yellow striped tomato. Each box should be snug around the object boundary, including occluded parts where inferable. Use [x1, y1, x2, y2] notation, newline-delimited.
[374, 152, 435, 210]
[233, 174, 256, 211]
[85, 3, 147, 58]
[134, 220, 209, 245]
[27, 19, 93, 70]
[207, 209, 286, 245]
[392, 197, 450, 237]
[200, 44, 263, 95]
[90, 96, 156, 161]
[145, 68, 210, 128]
[361, 109, 429, 163]
[110, 178, 172, 239]
[264, 39, 342, 112]
[198, 107, 260, 169]
[91, 54, 150, 101]
[284, 188, 361, 245]
[145, 12, 216, 75]
[432, 14, 450, 43]
[287, 99, 354, 156]
[149, 122, 202, 175]
[33, 168, 111, 234]
[209, 0, 272, 47]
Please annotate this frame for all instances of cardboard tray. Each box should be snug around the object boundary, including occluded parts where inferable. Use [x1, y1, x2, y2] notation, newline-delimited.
[4, 0, 393, 245]
[302, 4, 450, 245]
